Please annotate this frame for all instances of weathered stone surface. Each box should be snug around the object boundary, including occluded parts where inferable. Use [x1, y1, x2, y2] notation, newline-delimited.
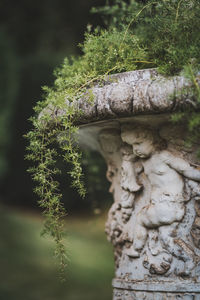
[75, 69, 200, 299]
[91, 121, 200, 299]
[113, 288, 200, 300]
[108, 83, 133, 116]
[74, 68, 199, 124]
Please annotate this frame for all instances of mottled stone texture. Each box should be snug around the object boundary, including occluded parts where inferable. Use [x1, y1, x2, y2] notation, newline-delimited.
[76, 69, 200, 299]
[113, 288, 200, 299]
[76, 68, 197, 124]
[96, 121, 200, 299]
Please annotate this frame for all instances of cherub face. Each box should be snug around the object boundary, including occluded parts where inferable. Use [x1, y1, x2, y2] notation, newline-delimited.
[132, 138, 154, 158]
[121, 128, 156, 158]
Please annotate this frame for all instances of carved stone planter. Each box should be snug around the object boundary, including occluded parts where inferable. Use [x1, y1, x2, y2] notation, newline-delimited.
[77, 69, 200, 299]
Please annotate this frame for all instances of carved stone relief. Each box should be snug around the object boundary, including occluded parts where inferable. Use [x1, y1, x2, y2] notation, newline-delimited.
[113, 288, 200, 300]
[99, 123, 200, 297]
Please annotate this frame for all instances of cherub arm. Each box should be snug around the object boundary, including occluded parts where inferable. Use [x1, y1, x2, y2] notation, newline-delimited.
[164, 151, 200, 182]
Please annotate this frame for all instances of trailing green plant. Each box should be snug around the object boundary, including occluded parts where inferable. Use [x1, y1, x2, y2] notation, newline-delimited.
[171, 61, 200, 155]
[26, 0, 200, 273]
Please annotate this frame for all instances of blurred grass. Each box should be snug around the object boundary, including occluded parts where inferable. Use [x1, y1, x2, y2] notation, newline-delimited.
[0, 205, 114, 300]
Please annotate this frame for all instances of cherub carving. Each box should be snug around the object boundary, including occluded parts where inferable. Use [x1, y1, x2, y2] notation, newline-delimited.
[120, 144, 142, 223]
[99, 130, 142, 249]
[121, 125, 200, 261]
[99, 129, 122, 198]
[99, 129, 123, 246]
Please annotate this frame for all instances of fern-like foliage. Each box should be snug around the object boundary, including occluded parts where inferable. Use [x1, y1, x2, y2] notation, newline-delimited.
[26, 0, 200, 275]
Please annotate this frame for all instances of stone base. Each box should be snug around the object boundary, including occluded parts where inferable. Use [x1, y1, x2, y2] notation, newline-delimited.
[113, 289, 200, 299]
[113, 279, 200, 300]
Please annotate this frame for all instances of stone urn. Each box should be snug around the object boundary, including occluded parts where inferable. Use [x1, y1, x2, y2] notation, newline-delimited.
[75, 68, 200, 299]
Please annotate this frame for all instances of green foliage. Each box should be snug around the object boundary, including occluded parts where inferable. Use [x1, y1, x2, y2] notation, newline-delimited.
[82, 29, 149, 73]
[0, 207, 113, 299]
[171, 61, 200, 155]
[26, 0, 200, 273]
[93, 0, 200, 75]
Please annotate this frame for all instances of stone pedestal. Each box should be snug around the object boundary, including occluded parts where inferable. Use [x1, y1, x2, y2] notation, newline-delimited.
[113, 282, 200, 299]
[98, 123, 200, 300]
[75, 69, 200, 299]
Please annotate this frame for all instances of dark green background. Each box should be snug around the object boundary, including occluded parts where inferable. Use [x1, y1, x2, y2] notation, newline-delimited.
[0, 0, 112, 212]
[0, 1, 114, 299]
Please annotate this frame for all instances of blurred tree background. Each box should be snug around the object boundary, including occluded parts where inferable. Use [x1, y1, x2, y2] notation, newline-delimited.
[0, 0, 112, 212]
[1, 1, 199, 299]
[0, 1, 114, 299]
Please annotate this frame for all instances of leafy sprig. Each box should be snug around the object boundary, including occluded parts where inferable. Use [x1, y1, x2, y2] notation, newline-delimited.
[26, 0, 200, 274]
